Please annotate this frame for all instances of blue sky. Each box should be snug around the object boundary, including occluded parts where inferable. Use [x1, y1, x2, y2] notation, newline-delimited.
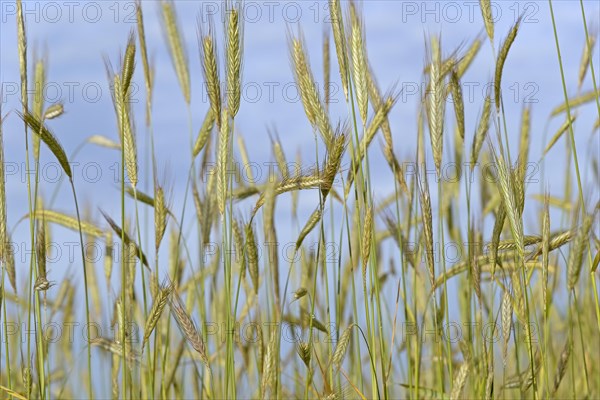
[1, 1, 599, 393]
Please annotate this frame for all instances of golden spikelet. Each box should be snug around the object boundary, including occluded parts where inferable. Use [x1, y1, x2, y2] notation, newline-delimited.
[494, 16, 522, 109]
[263, 182, 280, 303]
[191, 183, 204, 238]
[261, 334, 276, 398]
[430, 253, 553, 292]
[43, 103, 64, 120]
[470, 95, 492, 169]
[124, 241, 137, 302]
[193, 108, 215, 158]
[293, 287, 307, 301]
[4, 232, 16, 293]
[111, 353, 120, 399]
[18, 110, 72, 179]
[366, 69, 409, 194]
[281, 175, 328, 193]
[263, 184, 275, 242]
[296, 208, 322, 250]
[203, 170, 217, 243]
[291, 37, 316, 126]
[113, 74, 138, 187]
[30, 209, 103, 237]
[169, 288, 209, 366]
[323, 28, 331, 108]
[542, 194, 550, 316]
[361, 95, 395, 155]
[296, 341, 311, 367]
[382, 144, 409, 195]
[0, 109, 8, 267]
[516, 106, 531, 203]
[136, 0, 153, 125]
[453, 127, 465, 179]
[479, 0, 494, 44]
[88, 134, 121, 150]
[346, 95, 395, 192]
[154, 186, 168, 250]
[418, 171, 435, 285]
[567, 212, 593, 290]
[168, 227, 183, 285]
[366, 65, 392, 146]
[100, 209, 149, 269]
[578, 27, 596, 89]
[301, 310, 328, 333]
[82, 216, 101, 312]
[226, 3, 243, 117]
[232, 217, 245, 267]
[530, 228, 576, 258]
[551, 89, 598, 116]
[330, 324, 353, 370]
[149, 272, 159, 299]
[22, 366, 32, 398]
[424, 55, 456, 77]
[121, 30, 136, 97]
[200, 20, 221, 124]
[491, 147, 524, 266]
[472, 257, 482, 302]
[426, 35, 445, 174]
[237, 135, 253, 182]
[501, 289, 512, 364]
[449, 69, 465, 141]
[457, 36, 482, 78]
[245, 221, 259, 294]
[161, 0, 190, 104]
[252, 174, 329, 216]
[104, 230, 113, 289]
[32, 56, 46, 160]
[497, 234, 542, 251]
[36, 220, 47, 279]
[290, 36, 333, 147]
[450, 360, 469, 400]
[484, 365, 494, 400]
[361, 205, 373, 291]
[349, 2, 368, 125]
[543, 114, 577, 155]
[63, 284, 76, 329]
[125, 186, 157, 208]
[328, 0, 349, 100]
[32, 53, 46, 118]
[91, 337, 140, 363]
[142, 281, 173, 350]
[512, 272, 527, 326]
[217, 108, 230, 215]
[322, 131, 347, 198]
[17, 0, 28, 118]
[272, 135, 288, 178]
[552, 339, 571, 396]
